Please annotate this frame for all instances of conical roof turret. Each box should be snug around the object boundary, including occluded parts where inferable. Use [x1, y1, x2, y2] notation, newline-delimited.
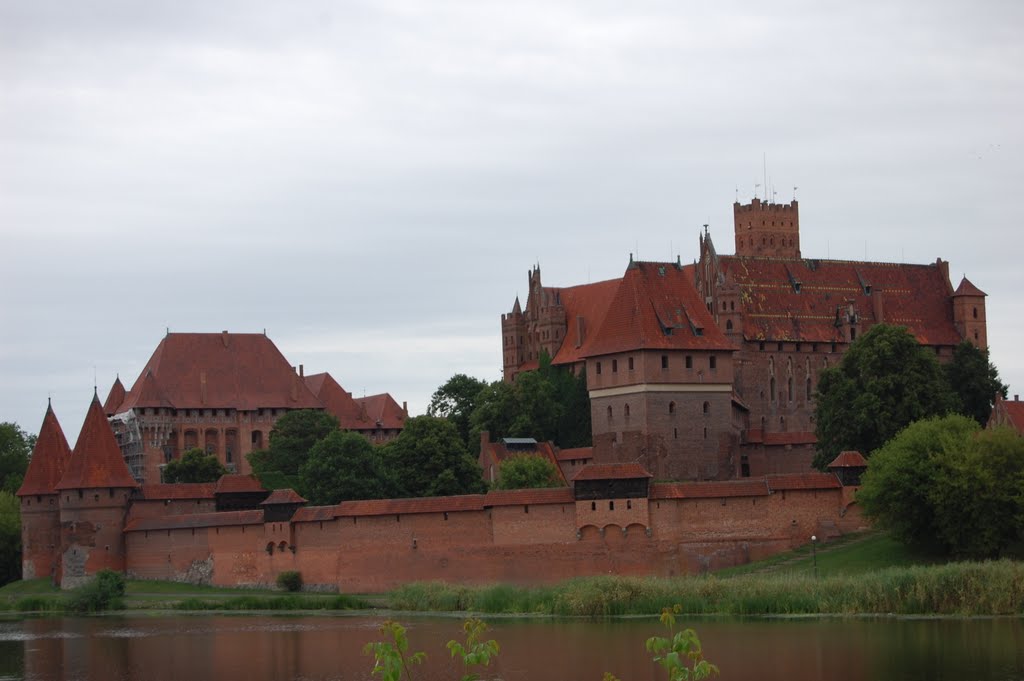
[103, 376, 126, 416]
[56, 393, 139, 490]
[16, 400, 73, 496]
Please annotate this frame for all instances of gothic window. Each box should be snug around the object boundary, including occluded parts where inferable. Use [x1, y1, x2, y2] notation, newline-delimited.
[624, 404, 630, 418]
[703, 401, 710, 415]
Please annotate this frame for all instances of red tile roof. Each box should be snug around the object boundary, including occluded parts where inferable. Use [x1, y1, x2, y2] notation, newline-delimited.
[103, 377, 126, 416]
[828, 451, 868, 468]
[479, 439, 568, 485]
[571, 463, 653, 481]
[765, 473, 841, 491]
[304, 372, 367, 428]
[718, 257, 962, 346]
[548, 278, 622, 366]
[17, 402, 73, 496]
[988, 395, 1024, 434]
[291, 506, 336, 522]
[125, 510, 263, 532]
[586, 262, 735, 356]
[354, 393, 407, 431]
[137, 483, 216, 500]
[650, 479, 770, 499]
[555, 446, 594, 462]
[261, 489, 307, 505]
[214, 474, 265, 494]
[335, 494, 485, 517]
[483, 488, 576, 506]
[56, 394, 139, 490]
[117, 332, 322, 411]
[953, 277, 987, 297]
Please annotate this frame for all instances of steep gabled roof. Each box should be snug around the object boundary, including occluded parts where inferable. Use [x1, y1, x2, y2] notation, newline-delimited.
[354, 393, 406, 430]
[214, 474, 265, 494]
[479, 438, 568, 485]
[17, 401, 73, 496]
[304, 372, 370, 429]
[571, 462, 653, 481]
[103, 377, 126, 416]
[717, 257, 962, 346]
[585, 261, 735, 357]
[827, 451, 868, 468]
[116, 332, 322, 412]
[261, 489, 307, 505]
[988, 395, 1024, 435]
[548, 278, 622, 366]
[57, 394, 138, 490]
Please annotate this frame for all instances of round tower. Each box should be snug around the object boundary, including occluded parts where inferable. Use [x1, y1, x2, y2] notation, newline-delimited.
[16, 401, 72, 583]
[55, 393, 139, 588]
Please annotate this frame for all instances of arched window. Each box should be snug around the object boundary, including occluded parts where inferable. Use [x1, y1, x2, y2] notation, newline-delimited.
[607, 406, 613, 422]
[703, 401, 710, 415]
[973, 307, 978, 319]
[624, 404, 631, 418]
[668, 401, 676, 414]
[780, 416, 787, 431]
[726, 319, 733, 331]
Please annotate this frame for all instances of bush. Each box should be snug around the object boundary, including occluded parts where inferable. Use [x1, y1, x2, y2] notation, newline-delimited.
[67, 569, 126, 613]
[276, 571, 302, 592]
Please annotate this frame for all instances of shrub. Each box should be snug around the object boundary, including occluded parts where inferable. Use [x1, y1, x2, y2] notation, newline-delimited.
[67, 569, 126, 613]
[276, 571, 303, 592]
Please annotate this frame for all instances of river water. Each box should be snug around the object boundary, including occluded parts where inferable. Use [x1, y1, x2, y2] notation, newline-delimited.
[1, 614, 1022, 681]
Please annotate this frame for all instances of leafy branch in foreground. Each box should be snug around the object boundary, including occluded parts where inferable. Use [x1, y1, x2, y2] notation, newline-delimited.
[363, 620, 426, 681]
[446, 617, 500, 681]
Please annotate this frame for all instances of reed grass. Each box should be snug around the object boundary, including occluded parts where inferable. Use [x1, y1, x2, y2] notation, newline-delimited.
[173, 594, 370, 611]
[387, 560, 1024, 617]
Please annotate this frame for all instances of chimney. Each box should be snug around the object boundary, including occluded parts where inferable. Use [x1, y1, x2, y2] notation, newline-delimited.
[200, 371, 207, 405]
[1015, 395, 1020, 402]
[299, 364, 304, 377]
[221, 330, 229, 348]
[575, 315, 585, 348]
[290, 374, 298, 402]
[402, 401, 408, 418]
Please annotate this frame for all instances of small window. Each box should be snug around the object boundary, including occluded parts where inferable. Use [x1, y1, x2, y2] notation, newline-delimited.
[661, 355, 668, 369]
[668, 401, 676, 414]
[609, 501, 614, 511]
[624, 404, 630, 418]
[726, 320, 733, 331]
[607, 406, 613, 422]
[628, 356, 634, 370]
[627, 499, 632, 510]
[685, 355, 693, 369]
[709, 356, 717, 369]
[703, 401, 710, 415]
[612, 359, 618, 373]
[674, 427, 678, 439]
[591, 501, 596, 511]
[973, 307, 978, 319]
[596, 362, 602, 375]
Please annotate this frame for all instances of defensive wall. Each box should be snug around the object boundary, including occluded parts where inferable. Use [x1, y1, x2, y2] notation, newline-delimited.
[121, 472, 864, 593]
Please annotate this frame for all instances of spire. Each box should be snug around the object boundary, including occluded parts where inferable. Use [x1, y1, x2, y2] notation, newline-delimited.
[56, 393, 138, 490]
[952, 277, 987, 297]
[16, 401, 73, 496]
[512, 296, 522, 314]
[103, 375, 126, 416]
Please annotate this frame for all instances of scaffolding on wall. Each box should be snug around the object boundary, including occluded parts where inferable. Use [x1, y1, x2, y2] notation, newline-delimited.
[109, 411, 175, 483]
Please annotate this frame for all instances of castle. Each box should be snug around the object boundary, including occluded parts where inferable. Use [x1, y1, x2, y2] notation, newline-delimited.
[103, 331, 408, 483]
[501, 199, 987, 480]
[18, 392, 867, 590]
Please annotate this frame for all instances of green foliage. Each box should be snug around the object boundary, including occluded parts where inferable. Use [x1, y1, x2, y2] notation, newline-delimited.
[493, 454, 563, 490]
[248, 409, 339, 478]
[67, 569, 126, 613]
[174, 594, 369, 611]
[0, 422, 34, 494]
[299, 430, 389, 504]
[276, 570, 302, 592]
[0, 491, 21, 586]
[857, 415, 1024, 558]
[363, 620, 426, 681]
[945, 340, 1007, 425]
[427, 374, 489, 451]
[383, 416, 485, 498]
[644, 606, 719, 680]
[446, 617, 500, 681]
[469, 353, 591, 448]
[163, 448, 228, 483]
[813, 324, 957, 468]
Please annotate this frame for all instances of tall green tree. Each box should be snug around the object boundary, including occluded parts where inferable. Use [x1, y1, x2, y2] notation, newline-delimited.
[945, 340, 1007, 425]
[813, 324, 957, 469]
[857, 415, 1024, 559]
[0, 491, 19, 586]
[299, 430, 389, 505]
[383, 416, 486, 498]
[248, 409, 340, 477]
[163, 448, 228, 483]
[494, 454, 563, 490]
[0, 422, 34, 494]
[427, 374, 489, 451]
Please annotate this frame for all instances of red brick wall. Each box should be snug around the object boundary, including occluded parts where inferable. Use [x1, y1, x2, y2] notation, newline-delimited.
[20, 495, 61, 582]
[58, 487, 133, 588]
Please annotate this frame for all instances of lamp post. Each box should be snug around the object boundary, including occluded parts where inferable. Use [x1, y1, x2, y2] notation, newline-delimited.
[811, 535, 818, 578]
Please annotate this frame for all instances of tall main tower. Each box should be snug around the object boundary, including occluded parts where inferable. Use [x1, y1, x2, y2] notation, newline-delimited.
[733, 199, 800, 258]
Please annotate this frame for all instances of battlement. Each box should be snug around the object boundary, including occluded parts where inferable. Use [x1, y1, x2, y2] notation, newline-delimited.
[734, 198, 799, 215]
[734, 199, 800, 258]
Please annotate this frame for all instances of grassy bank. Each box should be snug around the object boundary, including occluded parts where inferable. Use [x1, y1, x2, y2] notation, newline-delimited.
[0, 578, 371, 614]
[388, 561, 1024, 617]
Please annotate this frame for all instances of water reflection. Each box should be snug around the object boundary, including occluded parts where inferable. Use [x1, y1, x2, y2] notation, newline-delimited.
[1, 615, 1022, 681]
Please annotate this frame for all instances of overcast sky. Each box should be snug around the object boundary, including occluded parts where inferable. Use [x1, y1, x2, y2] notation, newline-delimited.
[2, 0, 1022, 445]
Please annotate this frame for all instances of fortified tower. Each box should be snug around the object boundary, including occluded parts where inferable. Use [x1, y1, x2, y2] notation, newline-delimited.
[951, 277, 988, 349]
[16, 401, 72, 582]
[55, 393, 139, 588]
[733, 199, 800, 258]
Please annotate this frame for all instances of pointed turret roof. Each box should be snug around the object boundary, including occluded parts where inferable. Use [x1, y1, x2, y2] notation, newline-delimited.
[56, 393, 139, 489]
[103, 376, 126, 416]
[16, 401, 73, 496]
[953, 277, 987, 298]
[512, 296, 522, 314]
